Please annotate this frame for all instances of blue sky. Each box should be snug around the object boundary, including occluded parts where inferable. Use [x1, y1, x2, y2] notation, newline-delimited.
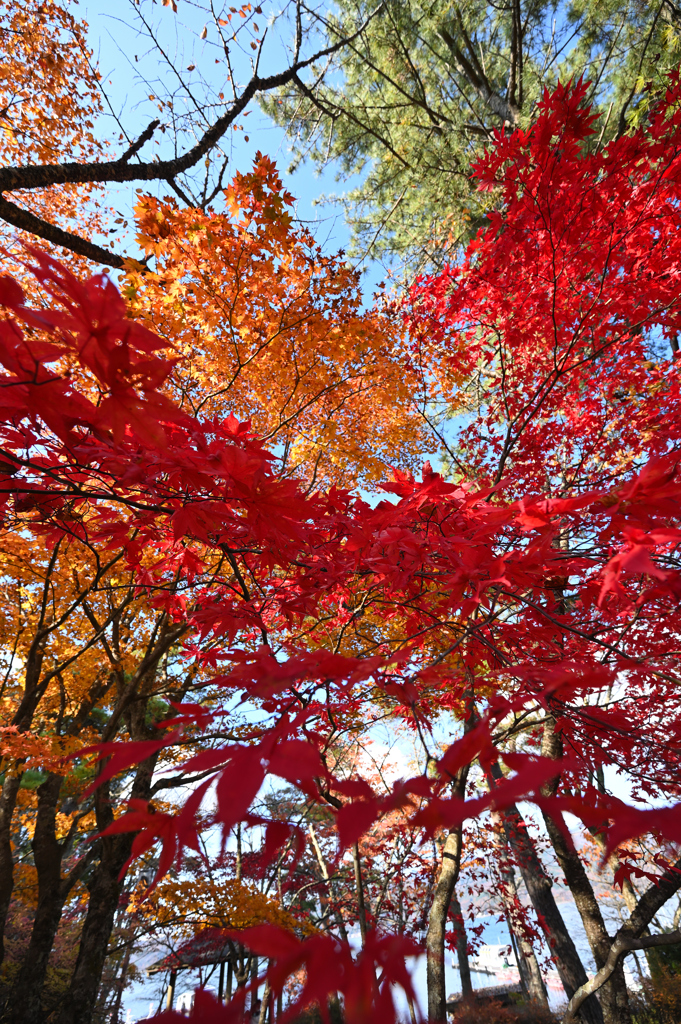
[79, 0, 388, 297]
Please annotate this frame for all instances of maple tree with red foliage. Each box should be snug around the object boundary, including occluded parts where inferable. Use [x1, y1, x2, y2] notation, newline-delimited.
[3, 59, 681, 1024]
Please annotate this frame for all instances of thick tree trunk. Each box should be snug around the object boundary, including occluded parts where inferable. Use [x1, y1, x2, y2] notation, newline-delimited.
[55, 832, 133, 1024]
[6, 775, 65, 1024]
[543, 812, 630, 1024]
[0, 775, 21, 966]
[499, 801, 603, 1024]
[5, 773, 94, 1024]
[56, 753, 157, 1024]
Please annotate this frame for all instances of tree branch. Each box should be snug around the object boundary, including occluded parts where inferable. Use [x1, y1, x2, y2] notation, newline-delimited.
[563, 928, 681, 1022]
[0, 194, 131, 269]
[0, 9, 386, 268]
[439, 24, 519, 125]
[0, 23, 381, 195]
[119, 120, 160, 164]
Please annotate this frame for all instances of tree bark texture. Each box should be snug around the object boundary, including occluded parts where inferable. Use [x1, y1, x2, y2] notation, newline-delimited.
[54, 832, 133, 1024]
[489, 755, 603, 1024]
[426, 827, 464, 1022]
[6, 774, 65, 1024]
[451, 892, 472, 998]
[493, 831, 548, 1007]
[4, 773, 92, 1024]
[0, 775, 21, 967]
[56, 753, 158, 1024]
[426, 761, 469, 1022]
[540, 718, 630, 1024]
[499, 802, 603, 1024]
[542, 809, 630, 1024]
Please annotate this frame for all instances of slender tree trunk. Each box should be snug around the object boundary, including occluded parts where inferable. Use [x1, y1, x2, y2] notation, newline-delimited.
[109, 937, 133, 1024]
[251, 955, 259, 1016]
[493, 830, 548, 1006]
[426, 826, 463, 1021]
[0, 775, 21, 966]
[352, 843, 367, 947]
[541, 719, 630, 1024]
[489, 760, 603, 1024]
[451, 892, 472, 998]
[426, 752, 470, 1023]
[258, 978, 270, 1024]
[309, 824, 349, 943]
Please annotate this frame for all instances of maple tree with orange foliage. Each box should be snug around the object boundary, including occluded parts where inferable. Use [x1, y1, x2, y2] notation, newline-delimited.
[0, 5, 429, 1022]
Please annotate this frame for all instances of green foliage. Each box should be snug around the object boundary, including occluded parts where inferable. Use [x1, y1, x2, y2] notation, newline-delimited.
[264, 0, 681, 273]
[648, 936, 681, 980]
[289, 999, 345, 1024]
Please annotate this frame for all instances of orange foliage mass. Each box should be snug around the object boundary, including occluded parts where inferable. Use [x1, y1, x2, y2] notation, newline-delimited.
[124, 155, 428, 488]
[131, 874, 314, 939]
[0, 0, 111, 270]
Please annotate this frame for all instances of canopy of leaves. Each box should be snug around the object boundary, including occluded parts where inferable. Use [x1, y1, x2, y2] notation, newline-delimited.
[5, 72, 681, 1018]
[263, 0, 681, 273]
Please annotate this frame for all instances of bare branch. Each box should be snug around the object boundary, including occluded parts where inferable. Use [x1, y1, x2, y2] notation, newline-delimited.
[563, 928, 681, 1022]
[0, 19, 383, 196]
[119, 119, 161, 164]
[0, 194, 132, 269]
[0, 6, 387, 266]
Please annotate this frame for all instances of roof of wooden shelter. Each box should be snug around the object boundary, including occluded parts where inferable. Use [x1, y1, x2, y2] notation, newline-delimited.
[147, 928, 237, 974]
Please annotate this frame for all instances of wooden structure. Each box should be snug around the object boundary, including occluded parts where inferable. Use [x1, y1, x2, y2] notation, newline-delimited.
[147, 928, 238, 1011]
[446, 981, 524, 1015]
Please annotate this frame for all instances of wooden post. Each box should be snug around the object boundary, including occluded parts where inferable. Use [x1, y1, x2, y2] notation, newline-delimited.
[218, 961, 225, 1003]
[165, 970, 177, 1012]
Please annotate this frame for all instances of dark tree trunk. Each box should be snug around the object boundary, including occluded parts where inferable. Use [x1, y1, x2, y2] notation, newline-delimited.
[541, 719, 630, 1024]
[56, 753, 157, 1024]
[55, 832, 132, 1024]
[489, 758, 603, 1024]
[494, 833, 548, 1006]
[543, 812, 630, 1024]
[498, 800, 602, 1023]
[500, 804, 603, 1024]
[0, 775, 21, 966]
[6, 775, 64, 1024]
[5, 773, 94, 1024]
